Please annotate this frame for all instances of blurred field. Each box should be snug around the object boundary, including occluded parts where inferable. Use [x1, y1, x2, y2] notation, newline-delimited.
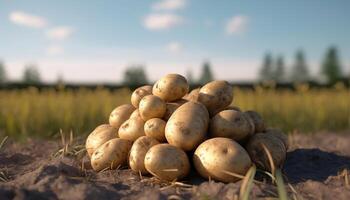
[0, 84, 349, 140]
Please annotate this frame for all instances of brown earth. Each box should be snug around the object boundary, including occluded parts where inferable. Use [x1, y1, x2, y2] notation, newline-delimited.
[0, 132, 350, 200]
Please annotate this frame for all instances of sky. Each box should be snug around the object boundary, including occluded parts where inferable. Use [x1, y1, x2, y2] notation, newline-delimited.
[0, 0, 350, 83]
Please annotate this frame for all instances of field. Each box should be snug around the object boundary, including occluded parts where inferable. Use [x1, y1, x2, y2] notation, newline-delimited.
[0, 84, 349, 140]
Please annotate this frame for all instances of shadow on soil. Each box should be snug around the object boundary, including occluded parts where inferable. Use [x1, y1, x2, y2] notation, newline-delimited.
[284, 148, 350, 183]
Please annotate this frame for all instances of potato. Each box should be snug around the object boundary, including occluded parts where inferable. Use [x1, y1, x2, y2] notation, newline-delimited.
[244, 111, 265, 133]
[91, 138, 132, 171]
[139, 95, 166, 121]
[165, 101, 209, 151]
[264, 128, 289, 150]
[198, 81, 233, 116]
[193, 137, 252, 182]
[163, 99, 187, 121]
[226, 105, 241, 112]
[118, 116, 146, 141]
[144, 118, 167, 142]
[153, 74, 189, 102]
[246, 133, 287, 172]
[210, 110, 254, 141]
[131, 85, 152, 108]
[129, 136, 159, 174]
[129, 109, 140, 119]
[144, 144, 190, 181]
[109, 104, 135, 130]
[85, 124, 118, 158]
[184, 88, 200, 102]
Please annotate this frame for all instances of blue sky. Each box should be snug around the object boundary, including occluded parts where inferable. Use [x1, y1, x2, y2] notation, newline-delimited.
[0, 0, 349, 82]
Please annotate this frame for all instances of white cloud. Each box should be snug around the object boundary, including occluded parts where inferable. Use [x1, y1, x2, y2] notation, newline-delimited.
[226, 15, 248, 35]
[46, 45, 64, 56]
[46, 26, 75, 40]
[9, 11, 47, 28]
[166, 42, 183, 54]
[152, 0, 187, 11]
[143, 13, 183, 30]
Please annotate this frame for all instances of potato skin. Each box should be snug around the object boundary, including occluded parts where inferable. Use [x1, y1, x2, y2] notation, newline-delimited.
[244, 111, 265, 133]
[91, 138, 132, 171]
[118, 116, 146, 141]
[109, 104, 135, 130]
[144, 118, 167, 142]
[129, 109, 140, 119]
[193, 137, 252, 182]
[210, 110, 254, 141]
[131, 85, 152, 108]
[85, 124, 118, 158]
[144, 144, 190, 181]
[264, 128, 289, 150]
[183, 88, 200, 102]
[153, 74, 189, 102]
[165, 102, 209, 151]
[139, 95, 166, 121]
[246, 133, 287, 172]
[226, 105, 241, 112]
[163, 99, 187, 121]
[198, 81, 233, 116]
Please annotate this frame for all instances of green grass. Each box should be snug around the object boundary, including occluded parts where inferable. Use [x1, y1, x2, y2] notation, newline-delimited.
[0, 84, 349, 139]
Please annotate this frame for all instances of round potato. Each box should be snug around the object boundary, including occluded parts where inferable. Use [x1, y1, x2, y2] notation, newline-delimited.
[91, 138, 132, 171]
[163, 99, 187, 121]
[144, 144, 190, 181]
[109, 104, 135, 130]
[244, 111, 265, 133]
[184, 88, 200, 102]
[210, 110, 254, 141]
[129, 109, 140, 119]
[165, 102, 209, 151]
[193, 138, 252, 182]
[264, 128, 289, 150]
[198, 81, 233, 116]
[118, 116, 146, 141]
[226, 105, 241, 112]
[246, 133, 287, 172]
[131, 85, 152, 108]
[85, 124, 118, 158]
[139, 95, 166, 121]
[129, 136, 160, 174]
[144, 118, 167, 142]
[153, 74, 189, 102]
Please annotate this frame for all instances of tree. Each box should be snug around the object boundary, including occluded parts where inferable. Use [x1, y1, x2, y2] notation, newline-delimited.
[274, 55, 286, 83]
[122, 66, 149, 86]
[186, 69, 194, 85]
[259, 53, 274, 81]
[290, 50, 309, 82]
[0, 61, 6, 84]
[198, 61, 214, 85]
[23, 64, 41, 84]
[321, 46, 343, 85]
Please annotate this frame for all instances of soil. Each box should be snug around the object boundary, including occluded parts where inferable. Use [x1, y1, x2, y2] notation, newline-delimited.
[0, 132, 350, 200]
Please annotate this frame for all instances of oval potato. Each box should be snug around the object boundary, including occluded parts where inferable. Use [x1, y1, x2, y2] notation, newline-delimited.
[183, 88, 200, 102]
[139, 95, 166, 121]
[144, 144, 190, 181]
[129, 109, 140, 119]
[118, 116, 145, 141]
[91, 138, 132, 171]
[153, 74, 189, 102]
[244, 111, 265, 133]
[129, 136, 160, 174]
[264, 128, 289, 150]
[144, 118, 167, 142]
[109, 104, 135, 130]
[163, 99, 187, 121]
[131, 85, 152, 108]
[193, 137, 252, 182]
[85, 124, 118, 158]
[198, 81, 233, 116]
[165, 101, 209, 151]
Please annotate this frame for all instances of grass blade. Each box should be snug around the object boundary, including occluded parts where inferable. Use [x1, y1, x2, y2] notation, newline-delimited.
[239, 165, 256, 200]
[275, 169, 288, 200]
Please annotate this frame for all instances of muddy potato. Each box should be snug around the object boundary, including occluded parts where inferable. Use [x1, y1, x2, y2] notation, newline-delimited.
[244, 111, 266, 133]
[109, 104, 135, 130]
[131, 85, 152, 108]
[139, 95, 166, 121]
[163, 99, 187, 121]
[193, 138, 252, 182]
[91, 138, 132, 171]
[144, 144, 190, 181]
[246, 133, 287, 172]
[165, 102, 209, 151]
[129, 136, 159, 174]
[198, 81, 233, 116]
[85, 124, 118, 158]
[118, 116, 145, 141]
[144, 118, 167, 142]
[264, 128, 289, 150]
[153, 74, 189, 102]
[210, 110, 254, 141]
[184, 88, 200, 102]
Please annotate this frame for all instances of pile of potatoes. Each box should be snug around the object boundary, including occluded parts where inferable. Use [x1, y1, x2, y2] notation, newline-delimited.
[85, 74, 288, 182]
